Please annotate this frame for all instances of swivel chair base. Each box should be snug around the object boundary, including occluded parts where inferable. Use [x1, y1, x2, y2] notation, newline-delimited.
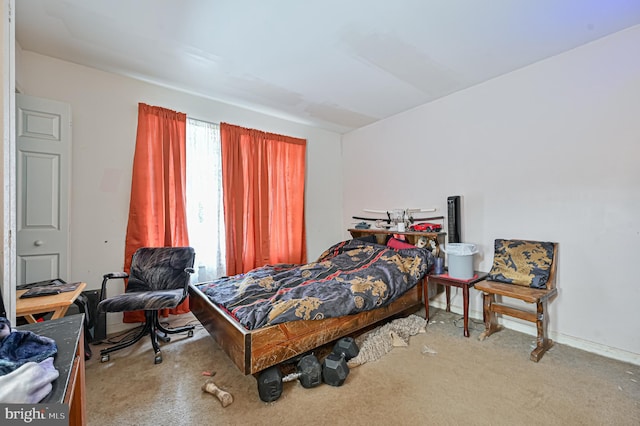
[100, 310, 194, 364]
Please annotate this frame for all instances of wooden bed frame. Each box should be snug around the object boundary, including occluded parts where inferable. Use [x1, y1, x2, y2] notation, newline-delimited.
[189, 279, 425, 375]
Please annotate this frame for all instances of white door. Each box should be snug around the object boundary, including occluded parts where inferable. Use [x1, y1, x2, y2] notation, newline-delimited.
[16, 94, 71, 285]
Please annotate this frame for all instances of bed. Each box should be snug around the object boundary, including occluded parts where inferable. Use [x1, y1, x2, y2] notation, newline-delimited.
[188, 237, 435, 375]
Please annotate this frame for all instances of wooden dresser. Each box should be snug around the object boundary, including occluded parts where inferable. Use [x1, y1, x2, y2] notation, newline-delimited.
[18, 314, 86, 425]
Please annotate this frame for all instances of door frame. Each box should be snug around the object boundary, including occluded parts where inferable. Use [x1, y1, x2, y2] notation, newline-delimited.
[1, 0, 16, 323]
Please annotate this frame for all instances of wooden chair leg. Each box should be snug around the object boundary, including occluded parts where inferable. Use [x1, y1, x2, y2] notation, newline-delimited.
[479, 292, 502, 341]
[530, 300, 554, 362]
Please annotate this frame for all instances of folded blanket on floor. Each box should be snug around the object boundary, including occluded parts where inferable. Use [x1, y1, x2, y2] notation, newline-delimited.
[0, 357, 59, 403]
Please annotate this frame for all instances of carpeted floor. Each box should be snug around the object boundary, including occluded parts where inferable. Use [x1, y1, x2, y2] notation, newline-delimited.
[85, 308, 639, 425]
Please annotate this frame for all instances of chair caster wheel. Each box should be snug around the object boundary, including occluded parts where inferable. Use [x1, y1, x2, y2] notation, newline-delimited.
[101, 354, 110, 363]
[154, 353, 163, 364]
[187, 330, 194, 337]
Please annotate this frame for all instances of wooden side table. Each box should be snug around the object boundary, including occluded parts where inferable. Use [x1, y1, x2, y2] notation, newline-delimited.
[426, 271, 488, 337]
[16, 282, 87, 323]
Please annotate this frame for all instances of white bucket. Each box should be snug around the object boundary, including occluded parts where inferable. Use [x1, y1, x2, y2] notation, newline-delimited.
[443, 243, 478, 279]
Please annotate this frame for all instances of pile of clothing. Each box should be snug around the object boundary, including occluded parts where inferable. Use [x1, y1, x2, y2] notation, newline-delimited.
[0, 317, 59, 403]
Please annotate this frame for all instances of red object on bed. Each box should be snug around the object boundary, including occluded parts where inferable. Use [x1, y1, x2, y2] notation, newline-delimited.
[387, 237, 415, 250]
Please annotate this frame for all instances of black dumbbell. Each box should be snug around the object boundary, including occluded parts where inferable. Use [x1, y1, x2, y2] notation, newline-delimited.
[257, 354, 322, 402]
[322, 337, 360, 387]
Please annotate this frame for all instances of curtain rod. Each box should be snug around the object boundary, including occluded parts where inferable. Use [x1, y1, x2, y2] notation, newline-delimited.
[187, 116, 219, 126]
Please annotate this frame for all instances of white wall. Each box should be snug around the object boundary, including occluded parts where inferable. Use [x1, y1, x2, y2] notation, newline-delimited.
[342, 26, 640, 363]
[16, 50, 344, 329]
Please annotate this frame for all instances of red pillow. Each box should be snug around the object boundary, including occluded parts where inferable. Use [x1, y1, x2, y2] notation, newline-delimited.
[387, 237, 415, 250]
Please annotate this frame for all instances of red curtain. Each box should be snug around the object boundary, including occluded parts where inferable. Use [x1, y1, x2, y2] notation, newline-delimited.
[220, 123, 307, 275]
[123, 103, 190, 323]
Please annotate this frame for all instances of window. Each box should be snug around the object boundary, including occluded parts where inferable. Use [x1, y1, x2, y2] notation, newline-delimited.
[186, 119, 226, 282]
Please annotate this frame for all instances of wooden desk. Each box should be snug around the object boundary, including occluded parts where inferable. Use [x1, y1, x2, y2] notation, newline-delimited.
[18, 315, 86, 426]
[426, 271, 488, 337]
[16, 282, 87, 323]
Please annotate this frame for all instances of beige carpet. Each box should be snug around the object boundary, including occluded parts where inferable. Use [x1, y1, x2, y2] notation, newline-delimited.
[85, 308, 639, 425]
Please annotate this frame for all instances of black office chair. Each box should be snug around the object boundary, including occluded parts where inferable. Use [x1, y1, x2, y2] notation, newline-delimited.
[97, 246, 196, 364]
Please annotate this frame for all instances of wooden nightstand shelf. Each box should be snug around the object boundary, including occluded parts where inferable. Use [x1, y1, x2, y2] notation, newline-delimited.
[348, 228, 446, 249]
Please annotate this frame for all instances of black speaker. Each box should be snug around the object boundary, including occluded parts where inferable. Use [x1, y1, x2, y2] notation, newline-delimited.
[447, 196, 461, 243]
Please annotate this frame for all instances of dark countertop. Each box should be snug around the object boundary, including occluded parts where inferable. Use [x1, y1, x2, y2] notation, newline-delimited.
[17, 314, 83, 404]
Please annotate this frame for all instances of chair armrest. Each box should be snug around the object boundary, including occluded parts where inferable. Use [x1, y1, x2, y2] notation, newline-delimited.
[100, 272, 129, 302]
[104, 272, 129, 279]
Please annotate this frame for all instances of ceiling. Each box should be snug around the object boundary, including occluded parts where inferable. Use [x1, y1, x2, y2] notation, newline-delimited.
[15, 0, 640, 134]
